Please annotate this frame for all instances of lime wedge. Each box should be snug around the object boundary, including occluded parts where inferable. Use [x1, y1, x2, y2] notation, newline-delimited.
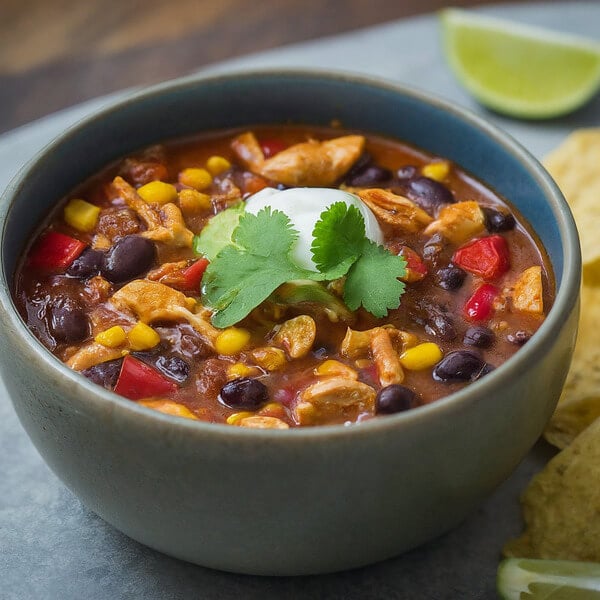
[440, 9, 600, 119]
[497, 558, 600, 599]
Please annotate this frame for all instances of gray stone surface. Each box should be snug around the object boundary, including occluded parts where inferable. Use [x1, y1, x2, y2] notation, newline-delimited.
[1, 3, 598, 598]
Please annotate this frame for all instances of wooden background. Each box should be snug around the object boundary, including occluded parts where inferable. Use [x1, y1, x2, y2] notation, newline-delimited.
[1, 0, 533, 134]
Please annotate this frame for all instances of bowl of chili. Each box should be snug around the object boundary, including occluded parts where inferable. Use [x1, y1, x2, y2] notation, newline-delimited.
[0, 70, 581, 574]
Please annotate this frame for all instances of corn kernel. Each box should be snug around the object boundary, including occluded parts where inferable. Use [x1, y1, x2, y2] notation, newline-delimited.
[137, 181, 178, 205]
[421, 160, 451, 182]
[215, 327, 251, 355]
[178, 188, 211, 215]
[206, 155, 231, 175]
[227, 362, 260, 379]
[315, 359, 358, 380]
[95, 325, 127, 348]
[138, 399, 198, 420]
[179, 167, 213, 191]
[127, 322, 161, 351]
[63, 198, 100, 232]
[226, 411, 254, 425]
[399, 342, 443, 370]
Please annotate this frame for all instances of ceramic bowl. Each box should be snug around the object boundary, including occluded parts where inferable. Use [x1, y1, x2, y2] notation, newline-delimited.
[0, 70, 581, 575]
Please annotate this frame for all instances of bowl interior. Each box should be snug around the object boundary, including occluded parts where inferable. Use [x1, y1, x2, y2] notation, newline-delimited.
[1, 71, 570, 291]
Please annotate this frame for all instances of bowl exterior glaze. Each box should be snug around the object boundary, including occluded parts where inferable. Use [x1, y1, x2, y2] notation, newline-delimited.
[0, 71, 580, 575]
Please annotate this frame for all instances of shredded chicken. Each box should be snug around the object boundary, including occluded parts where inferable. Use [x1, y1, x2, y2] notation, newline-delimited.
[83, 275, 113, 304]
[423, 201, 485, 244]
[111, 176, 194, 247]
[272, 315, 316, 358]
[110, 279, 219, 347]
[66, 343, 123, 371]
[231, 132, 365, 186]
[295, 377, 376, 425]
[370, 328, 404, 386]
[146, 260, 189, 288]
[355, 188, 433, 232]
[341, 326, 412, 385]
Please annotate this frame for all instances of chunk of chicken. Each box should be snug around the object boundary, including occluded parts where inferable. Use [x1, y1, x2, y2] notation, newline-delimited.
[272, 315, 316, 358]
[110, 279, 219, 347]
[512, 266, 544, 315]
[111, 176, 194, 247]
[66, 343, 123, 371]
[423, 201, 485, 245]
[295, 377, 376, 425]
[231, 132, 365, 187]
[355, 188, 433, 232]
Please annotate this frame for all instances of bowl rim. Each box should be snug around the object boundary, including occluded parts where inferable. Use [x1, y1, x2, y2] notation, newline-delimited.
[0, 67, 582, 442]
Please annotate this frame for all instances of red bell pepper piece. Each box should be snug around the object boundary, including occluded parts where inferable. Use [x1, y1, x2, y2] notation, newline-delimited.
[453, 235, 510, 280]
[260, 138, 287, 158]
[464, 283, 498, 321]
[114, 355, 177, 400]
[27, 231, 86, 270]
[181, 258, 209, 291]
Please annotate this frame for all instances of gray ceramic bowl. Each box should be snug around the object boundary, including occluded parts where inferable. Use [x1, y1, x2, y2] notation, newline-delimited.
[0, 70, 580, 575]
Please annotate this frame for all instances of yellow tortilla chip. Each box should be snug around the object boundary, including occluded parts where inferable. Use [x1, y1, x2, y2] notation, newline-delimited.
[544, 128, 600, 277]
[542, 129, 600, 448]
[545, 284, 600, 448]
[504, 416, 600, 560]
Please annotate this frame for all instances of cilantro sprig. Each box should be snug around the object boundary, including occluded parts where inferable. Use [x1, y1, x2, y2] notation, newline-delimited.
[201, 202, 406, 327]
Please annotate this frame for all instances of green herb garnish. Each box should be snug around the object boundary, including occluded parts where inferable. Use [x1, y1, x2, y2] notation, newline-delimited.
[201, 202, 406, 327]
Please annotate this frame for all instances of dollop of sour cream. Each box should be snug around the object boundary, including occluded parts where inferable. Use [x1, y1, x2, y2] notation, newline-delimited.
[244, 187, 383, 270]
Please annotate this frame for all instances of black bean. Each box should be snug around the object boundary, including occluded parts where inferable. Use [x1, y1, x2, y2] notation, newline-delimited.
[411, 300, 457, 342]
[463, 326, 495, 349]
[220, 378, 269, 410]
[345, 165, 392, 187]
[483, 207, 516, 232]
[436, 266, 466, 291]
[480, 363, 495, 377]
[82, 358, 123, 389]
[344, 152, 373, 181]
[67, 247, 105, 279]
[507, 330, 531, 346]
[406, 176, 455, 214]
[49, 298, 89, 343]
[102, 235, 156, 283]
[155, 355, 190, 383]
[432, 350, 485, 383]
[375, 385, 415, 414]
[396, 165, 418, 180]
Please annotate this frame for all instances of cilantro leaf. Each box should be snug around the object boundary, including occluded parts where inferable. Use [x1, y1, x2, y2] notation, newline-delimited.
[311, 201, 364, 279]
[192, 203, 245, 260]
[344, 241, 406, 317]
[202, 208, 323, 327]
[202, 200, 408, 327]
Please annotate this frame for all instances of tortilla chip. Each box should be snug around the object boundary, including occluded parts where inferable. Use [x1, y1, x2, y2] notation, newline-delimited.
[543, 129, 600, 448]
[545, 284, 600, 448]
[544, 128, 600, 276]
[504, 416, 600, 560]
